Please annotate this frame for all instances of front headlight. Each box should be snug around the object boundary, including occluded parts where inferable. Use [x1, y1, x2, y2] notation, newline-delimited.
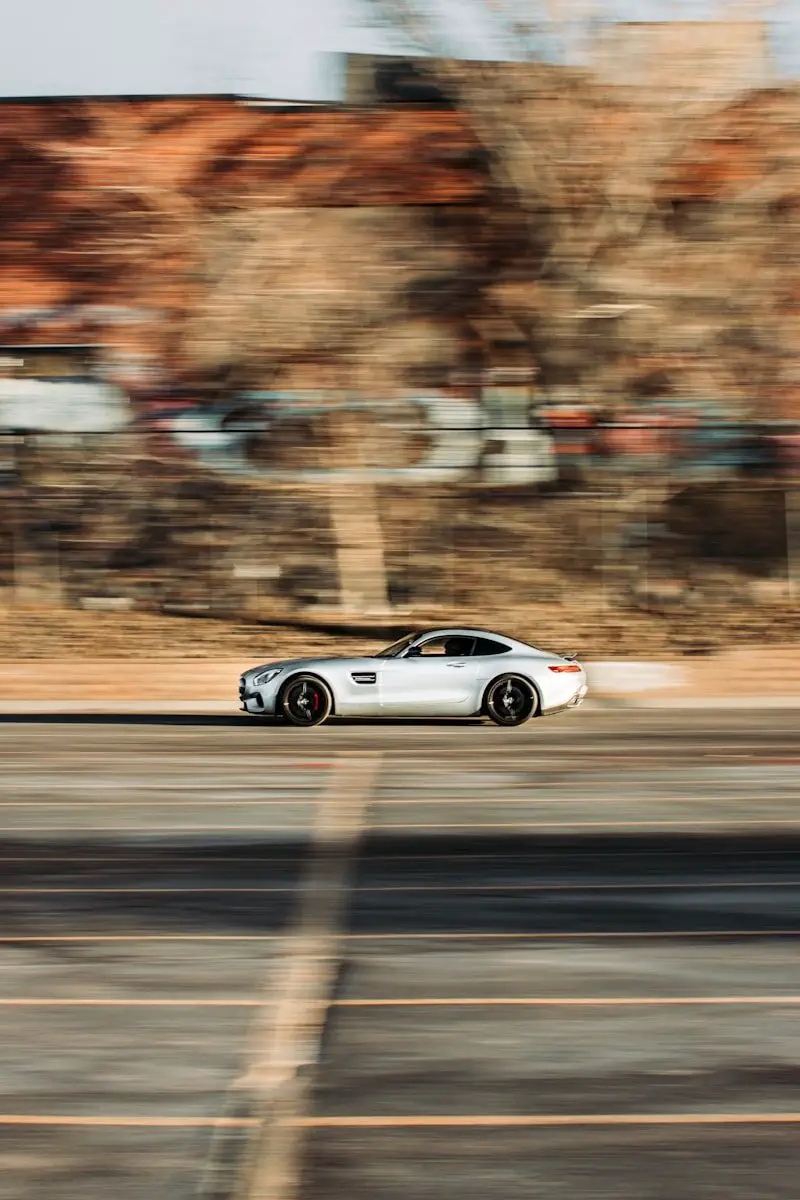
[253, 668, 282, 687]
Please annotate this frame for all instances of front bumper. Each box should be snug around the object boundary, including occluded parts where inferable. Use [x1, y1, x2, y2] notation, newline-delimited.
[239, 677, 279, 716]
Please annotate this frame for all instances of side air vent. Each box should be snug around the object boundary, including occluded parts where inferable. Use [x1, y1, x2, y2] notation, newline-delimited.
[351, 672, 377, 685]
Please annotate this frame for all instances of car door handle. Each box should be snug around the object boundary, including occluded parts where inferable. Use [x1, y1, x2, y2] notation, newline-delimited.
[447, 662, 466, 668]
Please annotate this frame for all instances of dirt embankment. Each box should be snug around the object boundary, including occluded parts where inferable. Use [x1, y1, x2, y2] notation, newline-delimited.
[0, 602, 797, 660]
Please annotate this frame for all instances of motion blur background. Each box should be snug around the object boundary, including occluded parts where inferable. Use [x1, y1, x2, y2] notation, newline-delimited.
[1, 7, 800, 1200]
[0, 0, 798, 659]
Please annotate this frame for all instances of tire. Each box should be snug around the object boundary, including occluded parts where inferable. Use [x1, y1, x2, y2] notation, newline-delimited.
[484, 674, 537, 727]
[280, 674, 333, 727]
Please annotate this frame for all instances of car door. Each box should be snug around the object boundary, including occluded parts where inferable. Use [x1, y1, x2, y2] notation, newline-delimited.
[379, 635, 479, 714]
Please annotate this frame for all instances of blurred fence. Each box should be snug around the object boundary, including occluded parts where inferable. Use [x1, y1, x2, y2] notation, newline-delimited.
[0, 411, 797, 619]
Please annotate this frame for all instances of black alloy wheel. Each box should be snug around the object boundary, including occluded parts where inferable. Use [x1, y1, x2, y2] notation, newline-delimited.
[485, 675, 537, 726]
[281, 675, 333, 727]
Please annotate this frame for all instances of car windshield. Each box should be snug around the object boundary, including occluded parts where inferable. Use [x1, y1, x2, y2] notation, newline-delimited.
[374, 632, 419, 658]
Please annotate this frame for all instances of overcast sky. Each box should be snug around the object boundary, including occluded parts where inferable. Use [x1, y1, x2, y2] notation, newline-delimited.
[0, 0, 796, 100]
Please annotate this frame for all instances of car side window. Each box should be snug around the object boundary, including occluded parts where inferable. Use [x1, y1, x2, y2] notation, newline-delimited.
[472, 637, 512, 657]
[415, 637, 448, 656]
[417, 636, 475, 657]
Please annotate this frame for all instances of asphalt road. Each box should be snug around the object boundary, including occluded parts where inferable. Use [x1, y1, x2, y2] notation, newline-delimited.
[0, 709, 798, 1199]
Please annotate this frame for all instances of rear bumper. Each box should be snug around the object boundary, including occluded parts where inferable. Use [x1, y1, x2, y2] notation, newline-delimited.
[541, 683, 588, 717]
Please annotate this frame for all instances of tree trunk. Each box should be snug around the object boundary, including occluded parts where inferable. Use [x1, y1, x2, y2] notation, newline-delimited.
[325, 411, 390, 614]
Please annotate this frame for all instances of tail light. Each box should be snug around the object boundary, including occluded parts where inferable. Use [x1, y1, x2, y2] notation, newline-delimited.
[549, 663, 582, 673]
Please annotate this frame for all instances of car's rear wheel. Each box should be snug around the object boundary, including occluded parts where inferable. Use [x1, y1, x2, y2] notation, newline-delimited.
[280, 675, 333, 727]
[485, 675, 537, 726]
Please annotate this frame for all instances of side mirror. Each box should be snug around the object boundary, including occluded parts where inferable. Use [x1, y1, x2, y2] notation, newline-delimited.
[405, 644, 422, 658]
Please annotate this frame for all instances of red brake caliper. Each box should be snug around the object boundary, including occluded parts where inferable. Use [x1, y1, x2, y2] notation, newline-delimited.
[312, 689, 320, 711]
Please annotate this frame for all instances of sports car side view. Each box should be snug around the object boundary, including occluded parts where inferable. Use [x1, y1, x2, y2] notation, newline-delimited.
[239, 627, 587, 727]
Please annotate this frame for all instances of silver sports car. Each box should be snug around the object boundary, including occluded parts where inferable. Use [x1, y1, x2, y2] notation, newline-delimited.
[239, 627, 587, 726]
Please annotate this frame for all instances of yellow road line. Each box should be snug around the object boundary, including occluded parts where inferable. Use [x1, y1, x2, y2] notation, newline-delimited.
[0, 826, 309, 833]
[2, 929, 797, 943]
[6, 762, 331, 770]
[366, 820, 800, 829]
[0, 935, 282, 941]
[0, 799, 318, 808]
[0, 856, 308, 864]
[0, 1114, 255, 1127]
[0, 997, 260, 1006]
[288, 1113, 800, 1129]
[0, 881, 794, 894]
[1, 1112, 796, 1130]
[334, 995, 800, 1007]
[0, 852, 788, 865]
[0, 995, 796, 1008]
[370, 881, 796, 893]
[0, 795, 782, 807]
[3, 819, 798, 833]
[346, 929, 800, 941]
[372, 795, 799, 805]
[0, 887, 296, 893]
[368, 881, 796, 892]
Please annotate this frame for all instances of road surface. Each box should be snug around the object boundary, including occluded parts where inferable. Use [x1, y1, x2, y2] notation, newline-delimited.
[0, 709, 798, 1199]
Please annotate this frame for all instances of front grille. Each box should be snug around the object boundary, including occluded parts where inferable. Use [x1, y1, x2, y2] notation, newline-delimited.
[239, 677, 246, 700]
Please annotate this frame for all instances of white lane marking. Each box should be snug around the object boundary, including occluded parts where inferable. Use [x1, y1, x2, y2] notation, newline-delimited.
[228, 752, 379, 1200]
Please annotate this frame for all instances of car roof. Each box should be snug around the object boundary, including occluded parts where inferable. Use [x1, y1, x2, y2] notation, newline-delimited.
[412, 627, 531, 649]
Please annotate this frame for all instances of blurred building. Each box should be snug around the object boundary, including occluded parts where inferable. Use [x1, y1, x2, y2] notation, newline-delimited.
[0, 43, 797, 419]
[591, 20, 773, 102]
[345, 55, 455, 107]
[0, 96, 485, 391]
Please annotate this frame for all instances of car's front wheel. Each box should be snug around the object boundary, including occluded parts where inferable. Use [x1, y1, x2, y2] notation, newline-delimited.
[484, 675, 537, 726]
[280, 675, 333, 727]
